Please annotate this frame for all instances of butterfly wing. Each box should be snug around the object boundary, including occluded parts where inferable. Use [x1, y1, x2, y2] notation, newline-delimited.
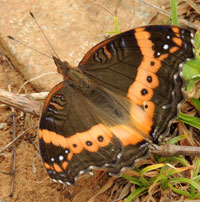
[39, 81, 149, 184]
[78, 25, 194, 140]
[39, 25, 195, 184]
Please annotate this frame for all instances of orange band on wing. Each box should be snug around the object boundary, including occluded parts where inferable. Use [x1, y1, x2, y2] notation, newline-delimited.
[130, 103, 153, 134]
[49, 102, 64, 110]
[127, 28, 175, 136]
[39, 124, 113, 160]
[137, 56, 161, 73]
[80, 35, 119, 66]
[44, 162, 53, 170]
[103, 46, 112, 59]
[53, 163, 63, 173]
[111, 125, 144, 146]
[62, 162, 68, 169]
[171, 27, 181, 38]
[135, 69, 159, 89]
[43, 83, 64, 112]
[172, 37, 182, 47]
[128, 82, 154, 105]
[170, 46, 179, 53]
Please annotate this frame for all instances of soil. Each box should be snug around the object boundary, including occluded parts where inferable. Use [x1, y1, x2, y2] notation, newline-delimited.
[0, 58, 118, 202]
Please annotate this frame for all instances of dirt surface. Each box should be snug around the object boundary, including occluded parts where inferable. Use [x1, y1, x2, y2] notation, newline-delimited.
[0, 0, 157, 92]
[0, 1, 158, 201]
[0, 0, 199, 202]
[0, 55, 117, 202]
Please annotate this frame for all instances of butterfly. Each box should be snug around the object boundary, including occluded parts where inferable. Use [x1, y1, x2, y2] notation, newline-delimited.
[38, 25, 194, 185]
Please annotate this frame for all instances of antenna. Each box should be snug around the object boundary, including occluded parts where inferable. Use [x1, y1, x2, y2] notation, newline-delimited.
[29, 12, 59, 58]
[8, 12, 60, 59]
[7, 35, 52, 59]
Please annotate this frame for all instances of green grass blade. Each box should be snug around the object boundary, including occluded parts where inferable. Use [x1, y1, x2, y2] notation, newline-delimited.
[166, 134, 188, 145]
[166, 156, 189, 167]
[105, 16, 120, 35]
[114, 16, 120, 34]
[194, 31, 200, 50]
[178, 113, 200, 129]
[191, 98, 200, 113]
[153, 173, 167, 185]
[125, 187, 148, 202]
[193, 157, 200, 179]
[168, 183, 193, 198]
[169, 177, 200, 191]
[190, 157, 200, 196]
[169, 177, 200, 199]
[170, 0, 179, 25]
[140, 164, 165, 186]
[122, 174, 142, 186]
[195, 192, 200, 199]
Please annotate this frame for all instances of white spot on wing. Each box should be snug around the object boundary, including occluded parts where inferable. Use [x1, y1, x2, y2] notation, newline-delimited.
[59, 155, 64, 161]
[58, 180, 64, 184]
[163, 44, 169, 50]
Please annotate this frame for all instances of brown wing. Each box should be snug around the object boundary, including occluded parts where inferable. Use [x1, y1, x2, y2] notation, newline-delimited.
[39, 81, 149, 185]
[78, 25, 194, 141]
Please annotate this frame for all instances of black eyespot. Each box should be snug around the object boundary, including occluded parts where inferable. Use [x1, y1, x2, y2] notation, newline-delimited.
[73, 144, 77, 148]
[98, 135, 104, 142]
[86, 141, 92, 146]
[147, 76, 152, 83]
[150, 61, 155, 66]
[144, 104, 148, 109]
[141, 89, 148, 96]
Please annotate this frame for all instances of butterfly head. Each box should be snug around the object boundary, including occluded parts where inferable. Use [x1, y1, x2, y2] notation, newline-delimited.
[53, 56, 73, 80]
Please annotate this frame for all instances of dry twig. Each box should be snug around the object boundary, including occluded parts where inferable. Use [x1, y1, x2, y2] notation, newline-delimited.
[0, 88, 42, 116]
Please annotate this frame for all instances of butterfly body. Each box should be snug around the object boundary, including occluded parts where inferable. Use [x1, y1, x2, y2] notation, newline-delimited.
[39, 25, 195, 185]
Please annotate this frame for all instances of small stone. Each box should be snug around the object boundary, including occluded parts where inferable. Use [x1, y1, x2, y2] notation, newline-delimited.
[0, 123, 7, 130]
